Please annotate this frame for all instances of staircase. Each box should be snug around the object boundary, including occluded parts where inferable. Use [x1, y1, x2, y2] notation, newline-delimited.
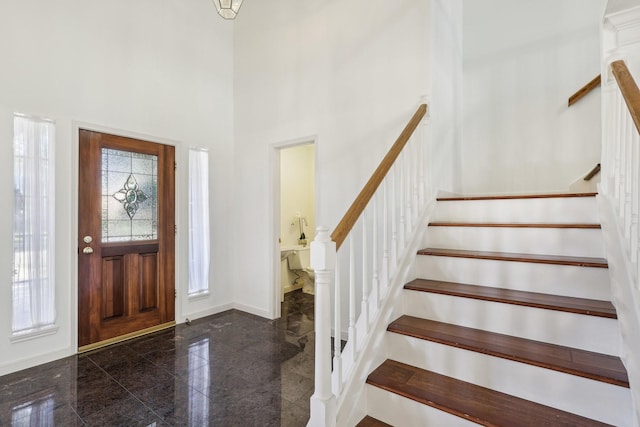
[358, 193, 633, 426]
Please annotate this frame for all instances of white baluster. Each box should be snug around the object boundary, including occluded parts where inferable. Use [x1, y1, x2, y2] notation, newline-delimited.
[382, 179, 389, 293]
[425, 119, 433, 200]
[628, 114, 634, 242]
[602, 85, 615, 195]
[361, 210, 369, 330]
[631, 130, 639, 276]
[391, 165, 398, 269]
[625, 115, 633, 245]
[613, 90, 620, 206]
[616, 93, 624, 216]
[412, 137, 419, 223]
[398, 157, 406, 251]
[404, 149, 413, 235]
[332, 259, 342, 396]
[372, 194, 380, 308]
[309, 227, 336, 427]
[418, 118, 426, 206]
[601, 88, 609, 194]
[348, 234, 357, 363]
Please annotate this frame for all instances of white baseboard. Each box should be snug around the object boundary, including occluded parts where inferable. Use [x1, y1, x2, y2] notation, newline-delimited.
[0, 347, 74, 377]
[179, 303, 235, 324]
[232, 302, 273, 320]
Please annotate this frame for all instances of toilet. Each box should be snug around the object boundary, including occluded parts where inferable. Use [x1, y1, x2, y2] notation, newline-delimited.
[285, 249, 315, 295]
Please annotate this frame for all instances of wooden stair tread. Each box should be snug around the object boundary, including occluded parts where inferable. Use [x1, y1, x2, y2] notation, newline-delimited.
[356, 416, 393, 427]
[388, 315, 628, 387]
[428, 222, 601, 229]
[417, 247, 608, 268]
[367, 359, 612, 426]
[405, 279, 616, 318]
[437, 192, 597, 201]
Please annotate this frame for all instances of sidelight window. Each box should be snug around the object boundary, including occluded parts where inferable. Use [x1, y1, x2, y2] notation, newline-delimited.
[188, 149, 210, 296]
[12, 114, 56, 336]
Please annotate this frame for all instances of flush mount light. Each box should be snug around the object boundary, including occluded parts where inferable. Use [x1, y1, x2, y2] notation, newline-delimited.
[212, 0, 243, 20]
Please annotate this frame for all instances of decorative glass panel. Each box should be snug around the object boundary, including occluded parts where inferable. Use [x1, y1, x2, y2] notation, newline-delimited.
[101, 148, 158, 242]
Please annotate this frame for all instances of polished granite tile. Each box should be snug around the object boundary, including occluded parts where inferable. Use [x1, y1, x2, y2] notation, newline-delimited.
[282, 399, 311, 427]
[0, 289, 317, 426]
[81, 395, 164, 427]
[281, 370, 314, 403]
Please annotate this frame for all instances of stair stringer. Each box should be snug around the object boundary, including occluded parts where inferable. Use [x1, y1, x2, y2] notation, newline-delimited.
[598, 193, 640, 427]
[335, 199, 436, 427]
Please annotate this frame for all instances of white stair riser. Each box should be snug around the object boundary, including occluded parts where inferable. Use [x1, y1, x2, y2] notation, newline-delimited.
[424, 227, 605, 258]
[402, 290, 620, 355]
[432, 197, 599, 224]
[385, 333, 632, 426]
[414, 255, 611, 300]
[366, 384, 476, 427]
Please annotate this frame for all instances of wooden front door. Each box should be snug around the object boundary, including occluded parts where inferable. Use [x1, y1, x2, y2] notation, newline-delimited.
[78, 130, 175, 348]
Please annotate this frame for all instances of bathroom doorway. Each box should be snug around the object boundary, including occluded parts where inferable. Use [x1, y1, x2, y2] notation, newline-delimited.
[272, 139, 316, 319]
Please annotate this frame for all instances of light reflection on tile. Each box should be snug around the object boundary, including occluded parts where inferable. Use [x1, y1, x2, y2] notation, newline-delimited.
[0, 290, 317, 426]
[188, 338, 210, 426]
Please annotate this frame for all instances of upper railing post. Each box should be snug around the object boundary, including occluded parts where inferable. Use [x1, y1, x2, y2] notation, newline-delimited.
[308, 227, 336, 427]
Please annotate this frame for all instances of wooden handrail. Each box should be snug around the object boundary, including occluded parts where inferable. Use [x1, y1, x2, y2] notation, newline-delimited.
[611, 60, 640, 135]
[584, 163, 601, 181]
[331, 104, 427, 250]
[568, 75, 601, 107]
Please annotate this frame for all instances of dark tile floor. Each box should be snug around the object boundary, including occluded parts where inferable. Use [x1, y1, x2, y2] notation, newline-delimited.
[0, 290, 315, 426]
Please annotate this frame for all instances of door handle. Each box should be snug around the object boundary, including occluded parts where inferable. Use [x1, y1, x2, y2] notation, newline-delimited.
[82, 247, 94, 254]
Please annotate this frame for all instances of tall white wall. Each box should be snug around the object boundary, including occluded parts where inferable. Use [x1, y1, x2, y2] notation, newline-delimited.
[431, 0, 464, 194]
[233, 0, 441, 318]
[0, 0, 235, 375]
[462, 0, 606, 194]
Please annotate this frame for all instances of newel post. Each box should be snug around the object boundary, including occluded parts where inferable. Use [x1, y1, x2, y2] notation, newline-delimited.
[307, 227, 337, 427]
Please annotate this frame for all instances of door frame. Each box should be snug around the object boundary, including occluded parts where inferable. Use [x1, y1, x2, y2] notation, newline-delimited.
[71, 122, 182, 352]
[269, 135, 319, 319]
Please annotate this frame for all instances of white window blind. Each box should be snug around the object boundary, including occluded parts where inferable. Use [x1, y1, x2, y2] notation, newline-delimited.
[12, 114, 56, 335]
[188, 149, 210, 296]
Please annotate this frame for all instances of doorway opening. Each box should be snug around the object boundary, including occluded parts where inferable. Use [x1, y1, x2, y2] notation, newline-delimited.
[272, 139, 316, 320]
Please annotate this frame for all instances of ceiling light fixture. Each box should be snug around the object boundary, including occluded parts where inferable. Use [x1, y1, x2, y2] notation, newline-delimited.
[213, 0, 243, 20]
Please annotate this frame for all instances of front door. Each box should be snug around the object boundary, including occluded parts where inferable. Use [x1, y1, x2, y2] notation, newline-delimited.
[78, 130, 175, 348]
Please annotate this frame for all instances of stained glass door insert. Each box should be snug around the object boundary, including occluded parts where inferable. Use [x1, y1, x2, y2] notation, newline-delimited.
[102, 149, 158, 242]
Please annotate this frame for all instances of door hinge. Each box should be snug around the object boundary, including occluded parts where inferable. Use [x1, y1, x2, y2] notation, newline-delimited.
[174, 161, 177, 171]
[174, 224, 177, 235]
[174, 289, 177, 299]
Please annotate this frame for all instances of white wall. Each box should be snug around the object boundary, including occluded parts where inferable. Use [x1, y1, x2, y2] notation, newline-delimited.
[233, 0, 463, 319]
[462, 0, 606, 194]
[233, 0, 435, 318]
[431, 0, 464, 194]
[0, 0, 235, 375]
[280, 144, 315, 247]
